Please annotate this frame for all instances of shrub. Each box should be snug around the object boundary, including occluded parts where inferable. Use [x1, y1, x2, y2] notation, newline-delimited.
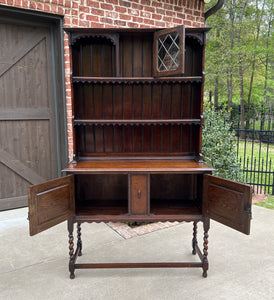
[202, 101, 244, 182]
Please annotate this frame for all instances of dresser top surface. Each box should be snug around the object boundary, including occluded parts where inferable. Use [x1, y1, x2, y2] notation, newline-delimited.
[63, 159, 214, 174]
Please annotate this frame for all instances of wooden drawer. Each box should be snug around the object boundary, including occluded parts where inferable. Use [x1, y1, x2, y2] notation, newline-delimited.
[129, 174, 149, 215]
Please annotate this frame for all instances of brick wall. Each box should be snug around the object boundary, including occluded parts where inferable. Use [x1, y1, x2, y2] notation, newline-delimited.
[2, 0, 205, 161]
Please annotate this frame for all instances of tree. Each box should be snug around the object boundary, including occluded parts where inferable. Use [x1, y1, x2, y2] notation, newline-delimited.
[205, 0, 274, 126]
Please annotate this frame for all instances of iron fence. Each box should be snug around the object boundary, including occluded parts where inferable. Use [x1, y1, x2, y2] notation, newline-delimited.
[232, 105, 274, 195]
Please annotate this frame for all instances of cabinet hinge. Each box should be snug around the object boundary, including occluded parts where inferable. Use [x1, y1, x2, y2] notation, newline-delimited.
[244, 207, 252, 219]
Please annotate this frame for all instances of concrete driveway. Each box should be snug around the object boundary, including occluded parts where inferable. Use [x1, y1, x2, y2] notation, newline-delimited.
[0, 205, 273, 300]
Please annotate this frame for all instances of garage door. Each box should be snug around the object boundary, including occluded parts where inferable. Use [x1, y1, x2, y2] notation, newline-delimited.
[0, 11, 66, 210]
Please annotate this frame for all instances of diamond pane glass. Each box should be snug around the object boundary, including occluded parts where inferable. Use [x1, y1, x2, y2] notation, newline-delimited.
[157, 32, 180, 72]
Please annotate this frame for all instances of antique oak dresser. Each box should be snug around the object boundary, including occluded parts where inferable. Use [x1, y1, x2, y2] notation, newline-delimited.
[28, 26, 252, 279]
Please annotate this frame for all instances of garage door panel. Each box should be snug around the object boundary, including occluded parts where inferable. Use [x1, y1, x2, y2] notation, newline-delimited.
[0, 120, 55, 180]
[0, 16, 60, 210]
[0, 36, 50, 109]
[0, 163, 30, 199]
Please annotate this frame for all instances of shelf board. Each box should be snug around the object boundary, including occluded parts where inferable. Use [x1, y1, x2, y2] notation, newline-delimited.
[63, 159, 214, 174]
[72, 76, 202, 84]
[74, 119, 201, 126]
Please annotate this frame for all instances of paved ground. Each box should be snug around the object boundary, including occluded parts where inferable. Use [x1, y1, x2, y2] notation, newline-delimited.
[0, 205, 273, 300]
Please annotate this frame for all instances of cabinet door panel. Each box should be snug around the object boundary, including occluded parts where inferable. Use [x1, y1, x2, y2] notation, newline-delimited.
[153, 25, 185, 77]
[129, 174, 149, 215]
[28, 175, 74, 236]
[203, 175, 252, 235]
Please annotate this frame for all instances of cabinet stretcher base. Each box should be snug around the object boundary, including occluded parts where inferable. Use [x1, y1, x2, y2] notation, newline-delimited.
[68, 218, 210, 279]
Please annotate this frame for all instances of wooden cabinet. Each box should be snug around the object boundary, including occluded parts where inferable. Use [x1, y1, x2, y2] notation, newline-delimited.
[28, 27, 252, 279]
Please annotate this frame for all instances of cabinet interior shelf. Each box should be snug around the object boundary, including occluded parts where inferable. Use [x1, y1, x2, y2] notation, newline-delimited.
[72, 76, 203, 84]
[73, 119, 201, 126]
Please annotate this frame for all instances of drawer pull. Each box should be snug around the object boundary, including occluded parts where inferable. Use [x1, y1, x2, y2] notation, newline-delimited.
[138, 190, 141, 198]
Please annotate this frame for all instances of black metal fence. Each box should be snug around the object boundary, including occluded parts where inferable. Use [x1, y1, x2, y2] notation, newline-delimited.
[232, 105, 274, 195]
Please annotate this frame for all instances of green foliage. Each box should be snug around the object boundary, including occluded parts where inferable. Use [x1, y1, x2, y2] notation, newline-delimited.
[205, 0, 274, 109]
[255, 195, 274, 210]
[202, 102, 244, 182]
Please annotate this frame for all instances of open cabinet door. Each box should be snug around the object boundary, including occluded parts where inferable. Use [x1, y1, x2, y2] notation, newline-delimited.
[153, 25, 185, 77]
[28, 175, 75, 236]
[203, 175, 252, 235]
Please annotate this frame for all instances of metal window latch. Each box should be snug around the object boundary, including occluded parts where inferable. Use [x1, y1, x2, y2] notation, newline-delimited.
[138, 190, 141, 199]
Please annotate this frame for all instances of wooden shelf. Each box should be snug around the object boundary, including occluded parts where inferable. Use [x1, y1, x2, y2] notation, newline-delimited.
[74, 119, 201, 126]
[72, 76, 202, 84]
[63, 159, 214, 174]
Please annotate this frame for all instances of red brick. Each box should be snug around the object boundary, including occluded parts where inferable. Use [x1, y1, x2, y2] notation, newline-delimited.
[91, 8, 104, 16]
[65, 0, 71, 8]
[64, 17, 71, 26]
[144, 18, 154, 25]
[185, 8, 192, 15]
[128, 9, 139, 16]
[114, 20, 126, 26]
[152, 13, 162, 20]
[127, 22, 139, 28]
[132, 16, 143, 23]
[119, 0, 131, 7]
[79, 6, 89, 12]
[105, 11, 118, 18]
[72, 2, 78, 8]
[106, 0, 118, 4]
[37, 2, 43, 10]
[115, 6, 126, 13]
[156, 8, 165, 15]
[7, 0, 14, 4]
[120, 13, 131, 21]
[140, 11, 151, 18]
[132, 3, 143, 10]
[58, 6, 65, 14]
[172, 17, 181, 24]
[155, 21, 165, 27]
[14, 0, 20, 6]
[87, 0, 99, 8]
[101, 3, 113, 10]
[163, 16, 172, 22]
[194, 10, 201, 17]
[72, 9, 78, 15]
[44, 4, 50, 11]
[79, 20, 89, 26]
[183, 20, 192, 26]
[152, 1, 162, 7]
[166, 10, 176, 17]
[141, 0, 150, 5]
[144, 6, 155, 13]
[174, 5, 182, 12]
[58, 0, 64, 5]
[86, 15, 99, 22]
[72, 18, 78, 26]
[177, 13, 186, 19]
[29, 1, 36, 9]
[186, 14, 195, 21]
[22, 0, 28, 7]
[91, 22, 104, 28]
[164, 4, 172, 10]
[100, 17, 113, 24]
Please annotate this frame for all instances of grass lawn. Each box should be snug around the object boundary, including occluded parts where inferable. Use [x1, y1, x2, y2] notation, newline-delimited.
[236, 140, 274, 195]
[237, 140, 274, 162]
[255, 195, 274, 210]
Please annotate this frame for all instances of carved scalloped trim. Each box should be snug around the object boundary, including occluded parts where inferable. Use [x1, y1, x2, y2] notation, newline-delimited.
[72, 77, 202, 85]
[186, 33, 204, 45]
[73, 120, 201, 126]
[71, 33, 118, 46]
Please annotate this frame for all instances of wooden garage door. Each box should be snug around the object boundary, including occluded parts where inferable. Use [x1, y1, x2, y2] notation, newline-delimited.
[0, 20, 59, 210]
